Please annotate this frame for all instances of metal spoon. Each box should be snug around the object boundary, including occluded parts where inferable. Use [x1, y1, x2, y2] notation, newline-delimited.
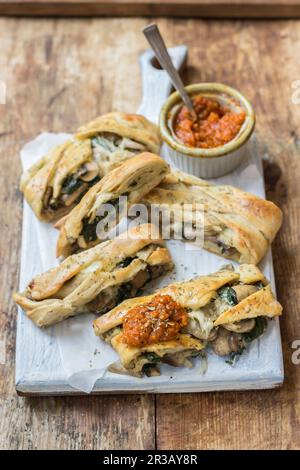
[142, 23, 197, 120]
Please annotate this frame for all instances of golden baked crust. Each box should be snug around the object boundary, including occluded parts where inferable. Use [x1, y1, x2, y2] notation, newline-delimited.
[13, 224, 173, 327]
[56, 153, 169, 258]
[93, 264, 282, 375]
[76, 112, 161, 154]
[213, 285, 281, 326]
[20, 113, 161, 222]
[142, 169, 283, 264]
[94, 263, 279, 335]
[110, 333, 204, 376]
[21, 139, 94, 222]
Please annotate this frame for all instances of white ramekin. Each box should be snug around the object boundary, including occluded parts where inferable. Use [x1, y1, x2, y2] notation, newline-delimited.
[159, 83, 255, 179]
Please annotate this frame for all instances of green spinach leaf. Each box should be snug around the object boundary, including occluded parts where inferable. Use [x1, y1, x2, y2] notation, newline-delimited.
[81, 216, 101, 243]
[243, 317, 268, 343]
[145, 353, 160, 364]
[61, 175, 82, 195]
[219, 286, 238, 306]
[225, 348, 245, 366]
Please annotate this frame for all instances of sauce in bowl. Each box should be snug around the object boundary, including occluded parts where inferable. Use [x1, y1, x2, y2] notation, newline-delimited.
[173, 95, 246, 149]
[122, 294, 188, 347]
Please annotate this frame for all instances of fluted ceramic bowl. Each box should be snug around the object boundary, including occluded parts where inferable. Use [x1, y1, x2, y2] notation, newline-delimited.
[159, 83, 255, 178]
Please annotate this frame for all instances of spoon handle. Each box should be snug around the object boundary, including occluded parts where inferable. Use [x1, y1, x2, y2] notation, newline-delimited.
[142, 24, 196, 118]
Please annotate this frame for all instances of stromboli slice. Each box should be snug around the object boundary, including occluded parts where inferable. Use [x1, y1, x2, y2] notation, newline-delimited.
[109, 333, 205, 378]
[56, 152, 169, 258]
[21, 139, 97, 222]
[13, 224, 173, 327]
[20, 112, 161, 222]
[94, 264, 282, 376]
[76, 112, 161, 175]
[141, 168, 283, 264]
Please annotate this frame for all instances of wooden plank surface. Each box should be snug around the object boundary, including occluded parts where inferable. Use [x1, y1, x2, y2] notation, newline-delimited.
[0, 16, 299, 450]
[1, 1, 300, 19]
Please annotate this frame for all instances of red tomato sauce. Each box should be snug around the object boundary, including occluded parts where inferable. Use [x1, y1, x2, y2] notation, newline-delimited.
[122, 294, 188, 347]
[173, 95, 246, 149]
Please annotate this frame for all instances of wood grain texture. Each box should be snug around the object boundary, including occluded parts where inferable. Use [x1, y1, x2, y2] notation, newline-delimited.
[1, 1, 300, 18]
[0, 16, 299, 450]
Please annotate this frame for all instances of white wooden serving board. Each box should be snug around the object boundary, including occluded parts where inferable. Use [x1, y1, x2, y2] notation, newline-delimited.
[15, 46, 284, 396]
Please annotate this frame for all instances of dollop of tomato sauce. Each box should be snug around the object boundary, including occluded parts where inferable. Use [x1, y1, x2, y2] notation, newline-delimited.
[122, 294, 188, 347]
[173, 95, 246, 149]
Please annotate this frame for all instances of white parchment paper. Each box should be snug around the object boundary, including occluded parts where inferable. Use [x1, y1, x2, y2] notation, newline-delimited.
[19, 133, 283, 393]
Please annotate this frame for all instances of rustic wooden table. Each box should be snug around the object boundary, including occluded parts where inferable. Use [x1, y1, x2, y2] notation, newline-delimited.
[0, 15, 299, 450]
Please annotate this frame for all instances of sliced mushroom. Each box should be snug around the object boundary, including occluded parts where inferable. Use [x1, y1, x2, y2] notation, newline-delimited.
[61, 183, 88, 206]
[228, 332, 243, 352]
[223, 319, 256, 333]
[232, 284, 258, 302]
[86, 286, 119, 314]
[131, 269, 150, 291]
[79, 162, 100, 182]
[148, 264, 166, 280]
[204, 236, 237, 258]
[207, 328, 218, 341]
[144, 366, 161, 377]
[210, 328, 244, 356]
[121, 137, 145, 151]
[162, 354, 185, 367]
